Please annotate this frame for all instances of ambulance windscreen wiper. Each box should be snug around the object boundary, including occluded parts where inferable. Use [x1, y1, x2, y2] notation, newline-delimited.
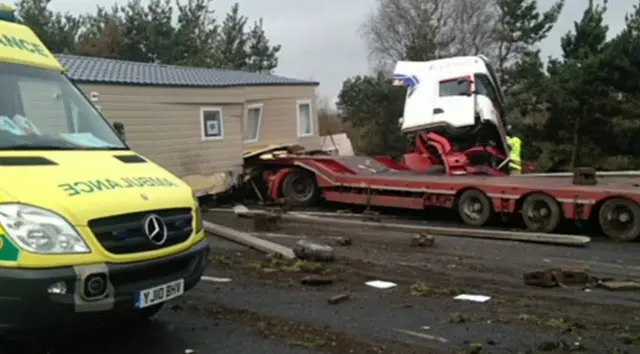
[0, 143, 80, 150]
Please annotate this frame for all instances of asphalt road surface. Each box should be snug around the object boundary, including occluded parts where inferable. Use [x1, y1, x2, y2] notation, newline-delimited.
[4, 210, 640, 354]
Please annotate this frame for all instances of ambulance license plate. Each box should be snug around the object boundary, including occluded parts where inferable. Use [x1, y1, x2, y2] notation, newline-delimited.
[136, 279, 184, 308]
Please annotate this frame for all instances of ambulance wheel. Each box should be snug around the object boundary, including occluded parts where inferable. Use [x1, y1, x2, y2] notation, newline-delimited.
[457, 189, 492, 227]
[521, 193, 562, 233]
[281, 169, 320, 207]
[598, 198, 640, 241]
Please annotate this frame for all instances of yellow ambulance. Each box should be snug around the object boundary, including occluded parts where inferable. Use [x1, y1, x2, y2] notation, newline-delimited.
[0, 5, 208, 333]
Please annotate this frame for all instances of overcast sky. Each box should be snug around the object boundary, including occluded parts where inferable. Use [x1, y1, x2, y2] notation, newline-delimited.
[50, 0, 634, 107]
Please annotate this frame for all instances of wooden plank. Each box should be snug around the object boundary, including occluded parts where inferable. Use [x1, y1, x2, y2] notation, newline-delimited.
[229, 208, 590, 246]
[282, 213, 590, 246]
[203, 220, 295, 259]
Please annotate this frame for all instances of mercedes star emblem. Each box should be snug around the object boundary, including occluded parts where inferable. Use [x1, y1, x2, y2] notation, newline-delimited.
[143, 214, 168, 246]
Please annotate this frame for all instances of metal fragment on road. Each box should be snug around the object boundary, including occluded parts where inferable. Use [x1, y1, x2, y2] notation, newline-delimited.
[301, 275, 335, 286]
[411, 232, 435, 247]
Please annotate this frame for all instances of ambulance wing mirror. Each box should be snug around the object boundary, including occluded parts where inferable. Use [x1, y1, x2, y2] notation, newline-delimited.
[113, 121, 126, 142]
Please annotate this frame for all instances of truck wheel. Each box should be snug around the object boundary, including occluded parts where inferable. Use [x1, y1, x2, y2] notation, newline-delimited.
[521, 193, 562, 233]
[281, 169, 320, 207]
[457, 189, 492, 227]
[598, 198, 640, 241]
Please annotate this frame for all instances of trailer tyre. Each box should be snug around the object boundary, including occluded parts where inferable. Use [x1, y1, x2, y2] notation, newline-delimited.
[281, 169, 320, 207]
[457, 189, 492, 227]
[598, 198, 640, 242]
[521, 193, 562, 233]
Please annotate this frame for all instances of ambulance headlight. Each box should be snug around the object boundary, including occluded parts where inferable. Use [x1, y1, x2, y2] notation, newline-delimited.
[0, 204, 90, 254]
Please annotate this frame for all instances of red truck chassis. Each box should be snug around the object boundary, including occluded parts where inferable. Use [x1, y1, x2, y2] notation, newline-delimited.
[251, 154, 640, 242]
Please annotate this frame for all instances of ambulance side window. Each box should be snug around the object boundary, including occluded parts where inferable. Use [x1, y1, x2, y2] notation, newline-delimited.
[18, 79, 69, 134]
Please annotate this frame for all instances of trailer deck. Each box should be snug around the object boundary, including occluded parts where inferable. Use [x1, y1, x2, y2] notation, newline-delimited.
[290, 155, 640, 192]
[253, 155, 640, 241]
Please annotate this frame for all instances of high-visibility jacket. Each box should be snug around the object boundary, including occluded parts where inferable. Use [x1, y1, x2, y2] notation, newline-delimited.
[507, 136, 522, 170]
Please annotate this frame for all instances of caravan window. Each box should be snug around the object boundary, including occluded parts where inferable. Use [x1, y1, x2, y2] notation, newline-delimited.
[439, 77, 471, 97]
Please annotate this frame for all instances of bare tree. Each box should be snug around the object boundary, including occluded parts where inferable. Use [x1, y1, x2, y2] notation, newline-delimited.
[360, 0, 500, 71]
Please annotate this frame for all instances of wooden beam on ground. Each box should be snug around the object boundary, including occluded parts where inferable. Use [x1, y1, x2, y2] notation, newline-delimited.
[231, 208, 590, 247]
[285, 213, 590, 246]
[203, 220, 295, 259]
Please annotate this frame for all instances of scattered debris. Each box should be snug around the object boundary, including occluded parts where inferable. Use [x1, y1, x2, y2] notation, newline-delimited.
[410, 283, 433, 297]
[411, 232, 435, 247]
[454, 294, 491, 303]
[334, 237, 353, 246]
[365, 280, 397, 289]
[523, 268, 639, 292]
[450, 312, 466, 323]
[465, 342, 483, 354]
[523, 268, 597, 288]
[200, 276, 232, 282]
[599, 280, 640, 291]
[204, 220, 294, 259]
[293, 240, 335, 262]
[361, 209, 381, 222]
[232, 204, 251, 216]
[617, 333, 639, 344]
[393, 328, 449, 343]
[301, 275, 335, 286]
[328, 293, 350, 304]
[252, 211, 281, 231]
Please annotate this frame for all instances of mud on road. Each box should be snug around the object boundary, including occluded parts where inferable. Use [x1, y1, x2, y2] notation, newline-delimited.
[202, 210, 640, 353]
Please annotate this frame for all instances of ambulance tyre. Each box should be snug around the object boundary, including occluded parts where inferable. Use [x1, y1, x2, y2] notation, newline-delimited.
[281, 169, 320, 207]
[457, 189, 493, 227]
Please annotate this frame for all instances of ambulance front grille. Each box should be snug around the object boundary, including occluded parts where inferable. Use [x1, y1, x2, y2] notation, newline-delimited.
[88, 208, 193, 254]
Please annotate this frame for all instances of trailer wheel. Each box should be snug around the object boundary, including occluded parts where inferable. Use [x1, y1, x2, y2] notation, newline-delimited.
[457, 189, 492, 226]
[521, 193, 562, 233]
[281, 169, 320, 207]
[598, 198, 640, 241]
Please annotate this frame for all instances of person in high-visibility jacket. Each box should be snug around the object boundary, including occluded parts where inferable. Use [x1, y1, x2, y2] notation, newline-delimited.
[506, 126, 522, 175]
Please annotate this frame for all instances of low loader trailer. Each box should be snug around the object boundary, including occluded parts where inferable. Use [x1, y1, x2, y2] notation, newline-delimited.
[249, 154, 640, 242]
[245, 56, 640, 242]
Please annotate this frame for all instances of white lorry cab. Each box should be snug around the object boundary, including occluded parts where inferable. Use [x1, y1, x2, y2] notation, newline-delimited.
[393, 56, 510, 157]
